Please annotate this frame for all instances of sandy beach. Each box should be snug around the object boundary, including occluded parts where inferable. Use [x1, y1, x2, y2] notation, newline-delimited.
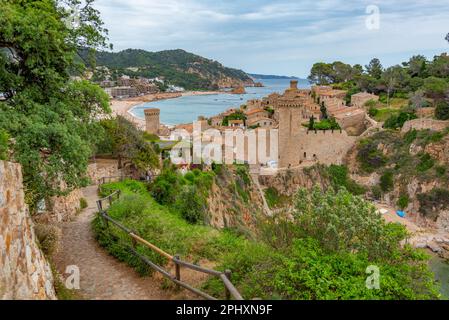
[110, 91, 222, 130]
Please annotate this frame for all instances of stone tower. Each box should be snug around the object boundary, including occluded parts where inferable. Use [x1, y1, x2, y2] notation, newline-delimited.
[278, 100, 303, 168]
[144, 108, 160, 135]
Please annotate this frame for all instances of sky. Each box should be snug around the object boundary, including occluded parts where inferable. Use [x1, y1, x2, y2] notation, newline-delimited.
[94, 0, 449, 78]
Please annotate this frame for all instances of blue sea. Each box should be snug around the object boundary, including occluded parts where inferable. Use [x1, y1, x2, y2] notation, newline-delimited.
[130, 78, 310, 125]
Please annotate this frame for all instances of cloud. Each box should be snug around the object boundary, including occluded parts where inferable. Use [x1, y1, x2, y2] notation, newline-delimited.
[94, 0, 449, 76]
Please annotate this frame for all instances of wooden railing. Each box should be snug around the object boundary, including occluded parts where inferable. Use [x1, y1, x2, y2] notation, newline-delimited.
[96, 178, 244, 301]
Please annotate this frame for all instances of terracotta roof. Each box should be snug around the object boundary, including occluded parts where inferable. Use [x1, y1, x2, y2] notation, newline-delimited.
[245, 108, 267, 116]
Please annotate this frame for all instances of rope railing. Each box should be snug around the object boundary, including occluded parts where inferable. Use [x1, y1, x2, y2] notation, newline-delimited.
[96, 177, 244, 301]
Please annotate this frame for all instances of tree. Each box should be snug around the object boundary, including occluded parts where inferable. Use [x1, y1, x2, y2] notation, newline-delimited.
[320, 102, 328, 119]
[435, 101, 449, 120]
[98, 116, 160, 171]
[405, 55, 427, 77]
[0, 0, 111, 211]
[409, 90, 426, 110]
[381, 65, 410, 106]
[308, 62, 334, 85]
[365, 58, 383, 79]
[308, 116, 315, 130]
[423, 76, 449, 103]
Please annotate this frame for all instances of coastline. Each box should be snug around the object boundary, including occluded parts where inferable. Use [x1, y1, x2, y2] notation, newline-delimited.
[110, 90, 223, 129]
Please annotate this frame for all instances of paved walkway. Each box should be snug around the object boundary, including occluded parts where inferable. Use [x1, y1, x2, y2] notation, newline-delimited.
[53, 185, 170, 300]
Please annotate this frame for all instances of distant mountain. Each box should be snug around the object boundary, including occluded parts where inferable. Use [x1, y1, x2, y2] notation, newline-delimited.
[88, 49, 255, 91]
[248, 73, 302, 80]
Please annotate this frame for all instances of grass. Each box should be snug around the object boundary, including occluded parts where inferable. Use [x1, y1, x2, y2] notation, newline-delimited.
[264, 187, 292, 209]
[93, 180, 247, 275]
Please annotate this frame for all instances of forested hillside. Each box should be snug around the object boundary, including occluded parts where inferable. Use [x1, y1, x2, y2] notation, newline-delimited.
[89, 48, 255, 90]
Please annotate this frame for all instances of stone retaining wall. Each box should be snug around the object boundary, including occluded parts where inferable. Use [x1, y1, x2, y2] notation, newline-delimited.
[0, 161, 56, 300]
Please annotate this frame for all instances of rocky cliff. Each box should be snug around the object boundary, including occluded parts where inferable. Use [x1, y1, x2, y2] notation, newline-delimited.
[0, 161, 56, 300]
[206, 165, 265, 232]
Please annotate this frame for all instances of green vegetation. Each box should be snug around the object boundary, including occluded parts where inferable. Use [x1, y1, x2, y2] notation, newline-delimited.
[264, 187, 291, 209]
[418, 189, 449, 221]
[222, 111, 247, 127]
[149, 163, 214, 224]
[357, 139, 388, 173]
[326, 165, 366, 195]
[383, 111, 418, 129]
[380, 170, 394, 192]
[93, 181, 246, 274]
[435, 101, 449, 120]
[79, 198, 88, 210]
[0, 129, 9, 160]
[417, 153, 435, 172]
[311, 118, 341, 130]
[207, 187, 440, 299]
[397, 194, 410, 210]
[308, 55, 449, 118]
[94, 180, 440, 300]
[96, 116, 160, 171]
[88, 49, 253, 91]
[0, 0, 111, 211]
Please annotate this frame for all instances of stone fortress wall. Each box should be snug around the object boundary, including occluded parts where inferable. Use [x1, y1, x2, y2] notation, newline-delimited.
[0, 160, 56, 300]
[401, 119, 449, 133]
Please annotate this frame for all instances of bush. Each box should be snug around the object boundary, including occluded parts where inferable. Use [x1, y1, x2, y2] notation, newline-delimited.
[357, 140, 387, 172]
[327, 165, 366, 195]
[383, 112, 417, 129]
[435, 166, 447, 177]
[368, 107, 379, 117]
[0, 129, 9, 160]
[79, 198, 88, 210]
[175, 185, 205, 224]
[397, 194, 410, 210]
[380, 170, 394, 192]
[435, 101, 449, 120]
[417, 153, 435, 172]
[35, 224, 60, 256]
[371, 185, 382, 200]
[403, 129, 417, 144]
[418, 188, 449, 220]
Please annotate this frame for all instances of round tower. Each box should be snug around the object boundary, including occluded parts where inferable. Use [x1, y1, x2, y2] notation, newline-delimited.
[144, 108, 160, 135]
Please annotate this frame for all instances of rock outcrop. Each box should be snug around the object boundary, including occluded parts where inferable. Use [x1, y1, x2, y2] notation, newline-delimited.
[0, 161, 56, 300]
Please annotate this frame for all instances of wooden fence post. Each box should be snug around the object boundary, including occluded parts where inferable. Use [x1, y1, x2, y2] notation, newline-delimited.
[174, 255, 181, 290]
[225, 270, 232, 300]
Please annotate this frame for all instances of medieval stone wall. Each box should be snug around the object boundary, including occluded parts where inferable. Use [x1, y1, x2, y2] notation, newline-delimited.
[401, 119, 449, 133]
[0, 161, 56, 300]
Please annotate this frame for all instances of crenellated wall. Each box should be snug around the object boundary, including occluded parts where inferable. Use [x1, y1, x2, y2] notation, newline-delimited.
[0, 161, 56, 300]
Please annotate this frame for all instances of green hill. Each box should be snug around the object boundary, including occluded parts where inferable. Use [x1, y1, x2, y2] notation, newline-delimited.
[90, 49, 255, 91]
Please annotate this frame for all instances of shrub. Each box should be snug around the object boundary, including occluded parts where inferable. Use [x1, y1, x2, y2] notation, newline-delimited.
[380, 170, 394, 192]
[418, 188, 449, 220]
[79, 198, 88, 210]
[368, 107, 379, 117]
[0, 129, 9, 160]
[397, 194, 410, 210]
[175, 185, 205, 224]
[35, 224, 60, 256]
[383, 112, 417, 129]
[371, 185, 382, 200]
[435, 101, 449, 120]
[435, 166, 447, 177]
[403, 129, 417, 144]
[417, 153, 435, 172]
[264, 187, 281, 208]
[327, 165, 366, 195]
[357, 140, 387, 172]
